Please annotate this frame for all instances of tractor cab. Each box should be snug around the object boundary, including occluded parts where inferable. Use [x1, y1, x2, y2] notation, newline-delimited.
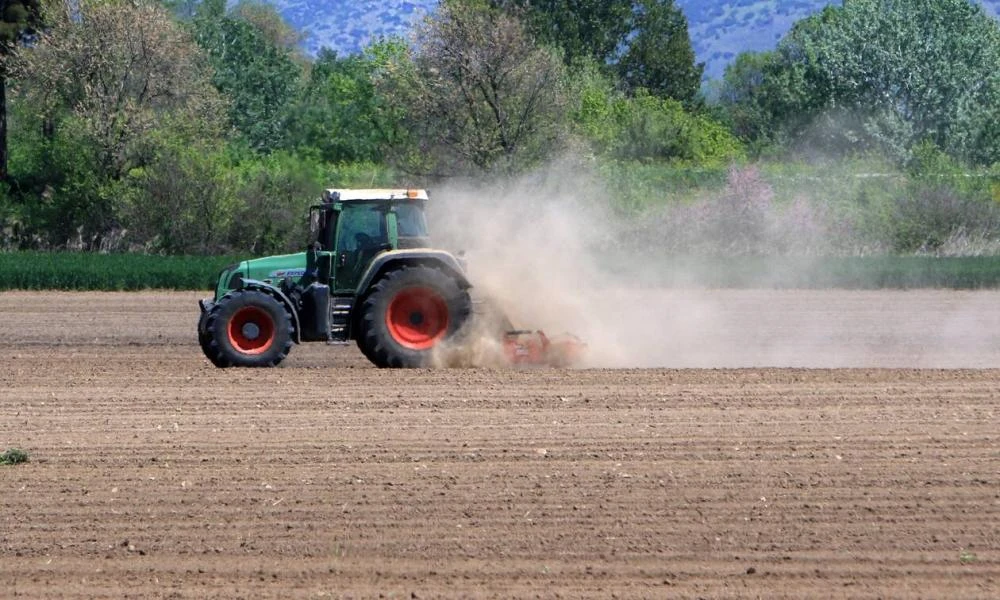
[307, 188, 431, 293]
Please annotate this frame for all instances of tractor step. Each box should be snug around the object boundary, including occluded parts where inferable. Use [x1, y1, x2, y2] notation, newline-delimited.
[329, 296, 354, 342]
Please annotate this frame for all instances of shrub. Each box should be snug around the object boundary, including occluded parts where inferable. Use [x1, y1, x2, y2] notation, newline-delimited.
[890, 185, 1000, 254]
[632, 165, 831, 256]
[115, 129, 240, 254]
[571, 76, 744, 165]
[224, 149, 324, 255]
[0, 448, 29, 465]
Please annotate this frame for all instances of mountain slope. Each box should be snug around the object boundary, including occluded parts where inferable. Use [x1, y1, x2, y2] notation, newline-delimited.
[260, 0, 1000, 80]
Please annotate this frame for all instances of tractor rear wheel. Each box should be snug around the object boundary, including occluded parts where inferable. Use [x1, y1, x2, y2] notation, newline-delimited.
[201, 289, 294, 368]
[357, 265, 470, 368]
[197, 309, 226, 367]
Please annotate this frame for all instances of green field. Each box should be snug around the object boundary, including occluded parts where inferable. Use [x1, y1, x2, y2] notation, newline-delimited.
[0, 252, 239, 291]
[627, 255, 1000, 289]
[2, 252, 1000, 291]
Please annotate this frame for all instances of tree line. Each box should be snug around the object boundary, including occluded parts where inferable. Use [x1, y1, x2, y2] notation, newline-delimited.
[1, 0, 998, 256]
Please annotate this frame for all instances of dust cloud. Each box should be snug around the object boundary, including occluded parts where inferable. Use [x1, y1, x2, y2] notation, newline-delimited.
[426, 157, 730, 368]
[424, 158, 1000, 369]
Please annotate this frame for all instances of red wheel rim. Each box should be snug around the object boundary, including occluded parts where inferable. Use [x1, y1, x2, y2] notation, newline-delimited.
[386, 287, 449, 350]
[227, 306, 275, 355]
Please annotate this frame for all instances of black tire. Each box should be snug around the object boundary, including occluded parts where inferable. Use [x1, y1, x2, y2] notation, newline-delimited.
[201, 289, 294, 368]
[197, 308, 229, 367]
[356, 265, 471, 368]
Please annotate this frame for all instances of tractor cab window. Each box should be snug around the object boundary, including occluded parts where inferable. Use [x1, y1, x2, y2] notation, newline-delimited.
[337, 204, 387, 253]
[395, 203, 428, 238]
[395, 202, 430, 248]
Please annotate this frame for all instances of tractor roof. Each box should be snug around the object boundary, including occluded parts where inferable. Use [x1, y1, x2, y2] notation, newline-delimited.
[322, 189, 429, 202]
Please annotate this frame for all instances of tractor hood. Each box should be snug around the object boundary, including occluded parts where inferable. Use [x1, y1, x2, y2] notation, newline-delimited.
[213, 252, 308, 300]
[241, 252, 309, 284]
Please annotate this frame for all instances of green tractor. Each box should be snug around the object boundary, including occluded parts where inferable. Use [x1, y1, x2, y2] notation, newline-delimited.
[197, 189, 474, 368]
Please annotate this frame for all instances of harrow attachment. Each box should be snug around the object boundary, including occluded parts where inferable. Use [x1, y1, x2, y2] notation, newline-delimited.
[467, 294, 586, 367]
[502, 330, 587, 367]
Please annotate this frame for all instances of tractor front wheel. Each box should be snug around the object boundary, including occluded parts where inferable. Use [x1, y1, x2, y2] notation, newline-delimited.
[357, 265, 470, 368]
[201, 290, 294, 368]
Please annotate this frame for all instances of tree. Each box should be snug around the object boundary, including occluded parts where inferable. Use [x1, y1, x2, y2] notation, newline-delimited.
[717, 50, 808, 150]
[229, 0, 303, 50]
[727, 0, 1000, 164]
[386, 1, 568, 175]
[191, 0, 302, 153]
[13, 0, 224, 178]
[490, 0, 702, 103]
[616, 0, 703, 105]
[572, 68, 743, 164]
[0, 0, 43, 180]
[488, 0, 632, 66]
[10, 0, 226, 246]
[285, 41, 407, 163]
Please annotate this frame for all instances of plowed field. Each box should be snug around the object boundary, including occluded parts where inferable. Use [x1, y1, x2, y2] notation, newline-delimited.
[1, 291, 997, 599]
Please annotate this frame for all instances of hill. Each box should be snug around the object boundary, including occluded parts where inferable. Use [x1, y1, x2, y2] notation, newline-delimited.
[251, 1, 1000, 80]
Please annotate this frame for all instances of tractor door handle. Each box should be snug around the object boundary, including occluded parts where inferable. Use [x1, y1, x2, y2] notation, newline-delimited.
[338, 252, 348, 267]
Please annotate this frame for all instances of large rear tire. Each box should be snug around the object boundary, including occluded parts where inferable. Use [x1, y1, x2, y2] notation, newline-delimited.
[201, 290, 294, 368]
[197, 309, 227, 367]
[356, 265, 471, 368]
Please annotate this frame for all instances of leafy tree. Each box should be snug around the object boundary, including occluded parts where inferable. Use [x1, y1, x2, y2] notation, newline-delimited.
[571, 57, 741, 163]
[726, 0, 1000, 164]
[717, 50, 804, 151]
[158, 0, 198, 18]
[13, 0, 224, 178]
[229, 0, 303, 50]
[387, 0, 568, 175]
[0, 0, 43, 179]
[490, 0, 702, 104]
[488, 0, 632, 66]
[616, 0, 703, 106]
[574, 85, 743, 163]
[285, 41, 407, 163]
[191, 0, 302, 153]
[9, 0, 226, 247]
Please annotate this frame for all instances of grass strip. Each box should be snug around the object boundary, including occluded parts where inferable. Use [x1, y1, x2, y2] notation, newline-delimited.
[608, 255, 1000, 289]
[0, 252, 239, 291]
[3, 252, 1000, 290]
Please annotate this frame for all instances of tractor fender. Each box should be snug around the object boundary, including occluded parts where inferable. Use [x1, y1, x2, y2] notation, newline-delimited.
[355, 250, 472, 298]
[232, 278, 302, 344]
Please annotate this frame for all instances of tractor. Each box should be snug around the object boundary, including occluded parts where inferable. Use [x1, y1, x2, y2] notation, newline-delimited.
[197, 188, 584, 368]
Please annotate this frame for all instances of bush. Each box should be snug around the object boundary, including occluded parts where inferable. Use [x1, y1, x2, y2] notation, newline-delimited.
[571, 71, 744, 165]
[612, 156, 1000, 257]
[630, 165, 832, 256]
[115, 129, 240, 254]
[9, 116, 114, 250]
[597, 159, 730, 213]
[0, 448, 28, 466]
[224, 149, 324, 255]
[890, 185, 1000, 254]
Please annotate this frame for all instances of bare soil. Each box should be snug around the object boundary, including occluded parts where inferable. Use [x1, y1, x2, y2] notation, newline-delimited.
[0, 290, 997, 599]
